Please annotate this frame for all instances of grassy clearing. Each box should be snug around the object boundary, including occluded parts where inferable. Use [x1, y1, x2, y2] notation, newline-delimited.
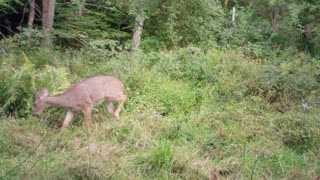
[0, 47, 319, 179]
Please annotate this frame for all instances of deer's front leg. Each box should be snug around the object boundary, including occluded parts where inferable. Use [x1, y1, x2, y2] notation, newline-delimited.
[61, 110, 74, 129]
[105, 102, 115, 117]
[82, 108, 92, 129]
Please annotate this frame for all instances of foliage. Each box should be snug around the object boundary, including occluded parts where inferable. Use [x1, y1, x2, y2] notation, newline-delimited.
[0, 0, 320, 179]
[1, 0, 319, 56]
[13, 28, 43, 50]
[136, 78, 196, 116]
[0, 47, 319, 179]
[0, 51, 70, 117]
[54, 0, 131, 47]
[144, 0, 223, 47]
[0, 0, 23, 15]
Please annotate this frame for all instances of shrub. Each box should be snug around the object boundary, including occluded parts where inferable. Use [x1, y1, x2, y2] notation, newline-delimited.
[135, 78, 197, 116]
[146, 48, 208, 85]
[272, 111, 320, 153]
[257, 57, 320, 103]
[0, 52, 71, 117]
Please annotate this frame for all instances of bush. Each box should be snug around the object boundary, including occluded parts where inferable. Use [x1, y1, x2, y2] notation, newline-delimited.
[0, 52, 71, 117]
[256, 57, 320, 103]
[145, 48, 208, 85]
[135, 78, 197, 116]
[272, 111, 320, 153]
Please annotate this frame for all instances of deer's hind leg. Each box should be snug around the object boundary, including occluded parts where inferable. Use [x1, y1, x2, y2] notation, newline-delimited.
[82, 107, 92, 129]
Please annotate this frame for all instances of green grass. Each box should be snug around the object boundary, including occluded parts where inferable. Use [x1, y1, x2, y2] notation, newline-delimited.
[0, 47, 319, 179]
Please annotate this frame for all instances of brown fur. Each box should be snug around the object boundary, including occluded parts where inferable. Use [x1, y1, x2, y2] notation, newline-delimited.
[34, 76, 126, 129]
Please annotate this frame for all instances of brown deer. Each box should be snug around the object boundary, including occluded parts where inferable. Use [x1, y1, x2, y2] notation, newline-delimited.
[33, 76, 126, 129]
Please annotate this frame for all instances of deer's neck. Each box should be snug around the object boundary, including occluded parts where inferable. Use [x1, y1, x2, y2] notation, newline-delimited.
[43, 93, 70, 108]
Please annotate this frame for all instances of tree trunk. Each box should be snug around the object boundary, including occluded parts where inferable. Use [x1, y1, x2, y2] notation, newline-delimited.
[132, 2, 144, 49]
[304, 23, 314, 39]
[232, 6, 236, 24]
[304, 15, 315, 40]
[27, 0, 35, 28]
[42, 0, 56, 46]
[224, 0, 229, 6]
[133, 17, 144, 49]
[271, 6, 281, 31]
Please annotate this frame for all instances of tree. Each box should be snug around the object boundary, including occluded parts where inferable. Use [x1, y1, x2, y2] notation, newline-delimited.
[27, 0, 35, 28]
[132, 1, 144, 49]
[224, 0, 229, 6]
[271, 5, 282, 31]
[42, 0, 56, 45]
[143, 0, 222, 47]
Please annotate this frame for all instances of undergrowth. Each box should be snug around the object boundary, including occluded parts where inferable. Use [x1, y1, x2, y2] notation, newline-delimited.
[0, 46, 319, 179]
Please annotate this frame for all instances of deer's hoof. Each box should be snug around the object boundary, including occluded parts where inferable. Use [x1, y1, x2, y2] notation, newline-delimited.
[113, 112, 119, 119]
[60, 127, 68, 133]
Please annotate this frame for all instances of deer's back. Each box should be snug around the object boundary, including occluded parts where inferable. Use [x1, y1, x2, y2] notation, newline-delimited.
[65, 76, 124, 105]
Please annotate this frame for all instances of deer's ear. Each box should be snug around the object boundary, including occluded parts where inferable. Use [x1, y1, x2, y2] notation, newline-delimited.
[42, 88, 49, 96]
[36, 88, 49, 98]
[36, 90, 41, 98]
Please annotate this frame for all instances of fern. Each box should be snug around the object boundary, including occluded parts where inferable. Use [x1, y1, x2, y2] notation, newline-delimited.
[0, 52, 71, 117]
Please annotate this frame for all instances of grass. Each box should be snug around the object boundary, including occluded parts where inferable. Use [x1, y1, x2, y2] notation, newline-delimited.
[0, 108, 319, 179]
[0, 47, 319, 179]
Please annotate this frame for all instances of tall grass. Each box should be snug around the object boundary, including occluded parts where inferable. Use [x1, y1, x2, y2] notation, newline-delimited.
[0, 46, 319, 179]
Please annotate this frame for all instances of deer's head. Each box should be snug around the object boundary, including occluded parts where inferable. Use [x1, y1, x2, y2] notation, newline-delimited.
[34, 88, 49, 116]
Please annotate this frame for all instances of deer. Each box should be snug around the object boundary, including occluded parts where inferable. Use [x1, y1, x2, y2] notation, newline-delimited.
[33, 76, 126, 129]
